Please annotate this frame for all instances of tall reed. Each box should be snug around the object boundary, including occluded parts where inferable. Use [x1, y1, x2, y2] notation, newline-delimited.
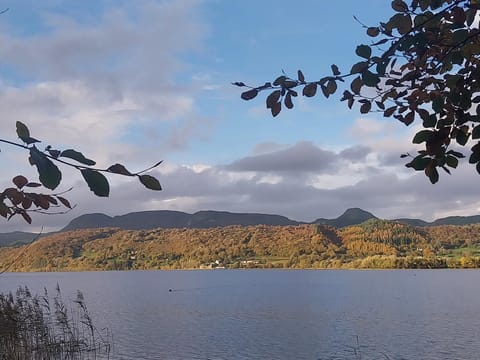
[0, 285, 111, 359]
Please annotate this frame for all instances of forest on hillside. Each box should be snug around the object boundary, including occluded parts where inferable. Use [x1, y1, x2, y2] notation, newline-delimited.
[2, 219, 480, 271]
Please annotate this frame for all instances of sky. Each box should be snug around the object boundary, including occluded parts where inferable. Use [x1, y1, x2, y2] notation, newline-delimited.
[1, 0, 480, 233]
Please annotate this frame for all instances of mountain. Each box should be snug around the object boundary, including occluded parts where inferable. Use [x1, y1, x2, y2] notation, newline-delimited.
[62, 213, 114, 231]
[5, 220, 480, 271]
[61, 210, 301, 232]
[6, 208, 480, 249]
[313, 208, 377, 227]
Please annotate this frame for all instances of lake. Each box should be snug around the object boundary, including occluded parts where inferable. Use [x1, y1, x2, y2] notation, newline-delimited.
[1, 269, 479, 359]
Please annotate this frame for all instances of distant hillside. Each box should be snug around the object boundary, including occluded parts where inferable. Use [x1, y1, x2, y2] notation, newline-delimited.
[393, 215, 480, 227]
[393, 218, 429, 227]
[431, 215, 480, 226]
[62, 210, 301, 231]
[4, 221, 480, 271]
[0, 231, 39, 247]
[6, 208, 480, 248]
[314, 208, 377, 227]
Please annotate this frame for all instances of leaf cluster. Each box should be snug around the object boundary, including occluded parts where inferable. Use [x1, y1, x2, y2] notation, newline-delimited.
[0, 175, 72, 224]
[1, 122, 163, 223]
[236, 0, 480, 183]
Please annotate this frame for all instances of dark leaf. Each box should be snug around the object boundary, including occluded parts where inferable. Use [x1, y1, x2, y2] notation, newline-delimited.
[57, 196, 72, 209]
[367, 27, 380, 37]
[284, 80, 297, 88]
[232, 82, 246, 87]
[326, 80, 337, 95]
[360, 101, 372, 114]
[302, 83, 317, 97]
[29, 147, 62, 190]
[45, 195, 58, 205]
[25, 182, 42, 187]
[469, 149, 480, 164]
[406, 156, 430, 170]
[241, 89, 258, 101]
[432, 97, 444, 113]
[12, 175, 28, 189]
[138, 174, 162, 191]
[22, 197, 32, 210]
[403, 111, 415, 126]
[355, 45, 372, 59]
[4, 188, 23, 205]
[392, 0, 408, 12]
[396, 14, 412, 34]
[273, 76, 287, 86]
[0, 202, 10, 218]
[412, 130, 433, 144]
[340, 90, 353, 102]
[266, 90, 282, 109]
[425, 164, 439, 184]
[384, 106, 396, 117]
[375, 101, 385, 110]
[362, 70, 380, 87]
[348, 97, 354, 109]
[81, 169, 110, 197]
[271, 101, 282, 117]
[60, 149, 96, 166]
[445, 155, 458, 168]
[21, 211, 32, 224]
[446, 150, 465, 158]
[372, 38, 389, 46]
[284, 92, 294, 109]
[297, 70, 305, 82]
[331, 64, 340, 76]
[16, 121, 30, 139]
[34, 195, 50, 210]
[456, 130, 469, 146]
[321, 85, 329, 98]
[472, 125, 480, 139]
[351, 61, 369, 74]
[107, 163, 133, 176]
[350, 77, 363, 94]
[423, 114, 437, 128]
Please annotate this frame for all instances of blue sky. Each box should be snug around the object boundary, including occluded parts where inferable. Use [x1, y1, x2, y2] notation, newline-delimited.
[1, 0, 479, 232]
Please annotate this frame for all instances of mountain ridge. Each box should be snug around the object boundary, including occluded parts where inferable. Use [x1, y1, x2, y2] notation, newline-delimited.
[3, 219, 480, 271]
[4, 208, 480, 247]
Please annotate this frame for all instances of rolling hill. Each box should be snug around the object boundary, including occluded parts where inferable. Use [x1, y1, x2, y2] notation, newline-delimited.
[4, 208, 480, 249]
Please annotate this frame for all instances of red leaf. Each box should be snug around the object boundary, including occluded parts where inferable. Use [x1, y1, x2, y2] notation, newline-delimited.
[12, 175, 28, 189]
[57, 196, 72, 209]
[21, 211, 32, 224]
[241, 89, 258, 100]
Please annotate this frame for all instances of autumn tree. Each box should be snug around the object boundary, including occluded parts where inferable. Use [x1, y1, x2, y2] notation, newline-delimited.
[236, 0, 480, 184]
[1, 122, 162, 224]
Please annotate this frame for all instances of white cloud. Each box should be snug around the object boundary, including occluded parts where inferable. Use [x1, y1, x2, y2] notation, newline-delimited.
[349, 117, 396, 139]
[3, 2, 480, 234]
[0, 0, 207, 160]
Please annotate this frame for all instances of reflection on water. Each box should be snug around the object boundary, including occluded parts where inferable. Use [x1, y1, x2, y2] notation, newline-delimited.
[1, 270, 480, 359]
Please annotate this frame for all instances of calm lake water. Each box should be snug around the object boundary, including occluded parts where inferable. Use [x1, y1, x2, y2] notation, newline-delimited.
[1, 269, 480, 359]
